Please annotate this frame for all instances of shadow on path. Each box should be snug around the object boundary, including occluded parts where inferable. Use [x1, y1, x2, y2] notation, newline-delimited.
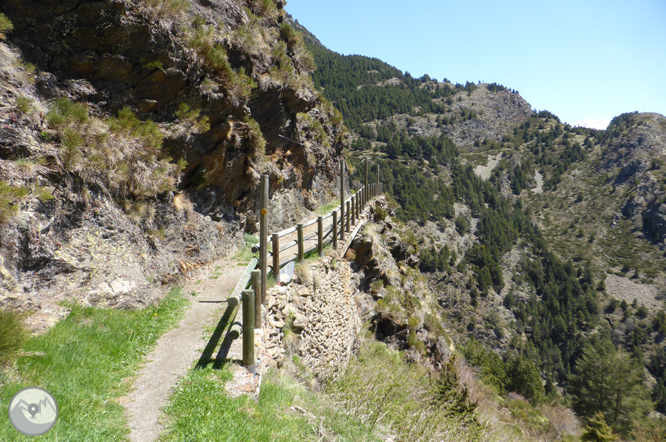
[195, 302, 238, 369]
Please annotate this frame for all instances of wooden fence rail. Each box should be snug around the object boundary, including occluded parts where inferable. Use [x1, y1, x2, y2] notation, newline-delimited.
[233, 162, 383, 369]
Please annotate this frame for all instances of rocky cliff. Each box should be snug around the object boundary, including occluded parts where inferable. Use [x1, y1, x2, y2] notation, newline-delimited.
[0, 0, 347, 316]
[602, 112, 666, 248]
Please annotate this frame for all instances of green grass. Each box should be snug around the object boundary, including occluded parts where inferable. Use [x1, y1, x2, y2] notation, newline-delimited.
[316, 198, 341, 215]
[159, 366, 380, 442]
[0, 309, 27, 366]
[234, 245, 258, 264]
[0, 287, 189, 441]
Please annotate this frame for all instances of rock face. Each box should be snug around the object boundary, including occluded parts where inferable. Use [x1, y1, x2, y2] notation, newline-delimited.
[0, 0, 348, 316]
[369, 85, 533, 149]
[602, 113, 666, 247]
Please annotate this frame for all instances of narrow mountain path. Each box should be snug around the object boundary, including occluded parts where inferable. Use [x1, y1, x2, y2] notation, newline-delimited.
[123, 259, 246, 442]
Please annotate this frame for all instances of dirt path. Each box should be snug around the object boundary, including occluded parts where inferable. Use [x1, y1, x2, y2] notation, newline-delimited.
[124, 260, 245, 442]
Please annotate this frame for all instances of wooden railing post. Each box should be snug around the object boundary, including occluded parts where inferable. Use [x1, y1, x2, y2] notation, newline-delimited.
[356, 192, 360, 220]
[272, 233, 279, 280]
[251, 269, 261, 329]
[346, 200, 350, 233]
[297, 223, 304, 262]
[351, 194, 355, 225]
[317, 216, 323, 257]
[260, 174, 268, 305]
[242, 289, 255, 369]
[332, 210, 338, 249]
[340, 161, 345, 241]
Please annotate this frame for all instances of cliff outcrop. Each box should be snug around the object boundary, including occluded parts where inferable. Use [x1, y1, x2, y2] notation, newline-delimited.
[0, 0, 347, 315]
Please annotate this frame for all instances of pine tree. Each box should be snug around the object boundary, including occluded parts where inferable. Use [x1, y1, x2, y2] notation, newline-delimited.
[582, 412, 618, 442]
[569, 339, 652, 434]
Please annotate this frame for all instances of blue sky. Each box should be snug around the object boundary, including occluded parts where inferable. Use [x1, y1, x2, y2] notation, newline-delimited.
[285, 0, 666, 128]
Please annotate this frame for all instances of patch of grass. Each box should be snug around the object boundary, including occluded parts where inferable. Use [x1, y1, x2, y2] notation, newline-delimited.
[15, 95, 34, 114]
[143, 0, 190, 17]
[243, 232, 259, 245]
[0, 180, 29, 223]
[316, 198, 340, 215]
[208, 267, 223, 280]
[234, 245, 258, 263]
[328, 341, 483, 441]
[0, 286, 189, 441]
[142, 60, 164, 71]
[160, 366, 378, 442]
[294, 262, 312, 285]
[0, 309, 27, 366]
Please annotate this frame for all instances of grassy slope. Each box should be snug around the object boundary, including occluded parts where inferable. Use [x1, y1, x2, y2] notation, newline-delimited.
[159, 365, 381, 442]
[0, 287, 189, 441]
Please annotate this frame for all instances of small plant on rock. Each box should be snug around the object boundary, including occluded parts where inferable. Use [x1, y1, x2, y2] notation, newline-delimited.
[0, 180, 29, 223]
[15, 95, 34, 114]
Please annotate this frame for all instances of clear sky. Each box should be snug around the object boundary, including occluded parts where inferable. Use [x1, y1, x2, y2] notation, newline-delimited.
[285, 0, 666, 128]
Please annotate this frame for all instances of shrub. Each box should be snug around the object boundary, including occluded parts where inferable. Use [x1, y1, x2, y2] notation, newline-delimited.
[369, 279, 383, 294]
[15, 95, 34, 114]
[248, 0, 278, 18]
[0, 309, 27, 366]
[455, 215, 470, 235]
[279, 22, 301, 48]
[142, 60, 164, 71]
[46, 98, 89, 127]
[175, 103, 210, 132]
[374, 205, 387, 221]
[0, 13, 13, 40]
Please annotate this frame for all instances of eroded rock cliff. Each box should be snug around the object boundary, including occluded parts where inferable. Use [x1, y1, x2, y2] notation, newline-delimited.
[0, 0, 348, 316]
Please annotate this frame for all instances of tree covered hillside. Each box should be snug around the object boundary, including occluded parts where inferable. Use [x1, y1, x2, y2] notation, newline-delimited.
[298, 18, 666, 437]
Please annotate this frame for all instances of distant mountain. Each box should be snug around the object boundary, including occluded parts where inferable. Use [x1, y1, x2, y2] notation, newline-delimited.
[293, 15, 666, 425]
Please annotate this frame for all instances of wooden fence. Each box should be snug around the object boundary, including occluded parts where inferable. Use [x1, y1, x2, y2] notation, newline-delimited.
[227, 160, 383, 370]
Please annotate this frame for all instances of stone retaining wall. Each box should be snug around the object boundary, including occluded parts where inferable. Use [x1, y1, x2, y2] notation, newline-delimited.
[263, 256, 361, 380]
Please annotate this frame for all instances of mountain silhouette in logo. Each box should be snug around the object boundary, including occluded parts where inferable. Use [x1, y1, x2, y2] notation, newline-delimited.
[10, 398, 57, 436]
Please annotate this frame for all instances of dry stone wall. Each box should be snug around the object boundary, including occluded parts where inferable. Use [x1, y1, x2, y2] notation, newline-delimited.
[263, 256, 361, 380]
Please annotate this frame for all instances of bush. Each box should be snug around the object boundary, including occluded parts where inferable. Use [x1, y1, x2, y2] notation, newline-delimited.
[0, 13, 13, 40]
[279, 22, 301, 48]
[15, 95, 34, 114]
[455, 215, 470, 235]
[46, 98, 89, 127]
[374, 206, 387, 221]
[0, 309, 27, 366]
